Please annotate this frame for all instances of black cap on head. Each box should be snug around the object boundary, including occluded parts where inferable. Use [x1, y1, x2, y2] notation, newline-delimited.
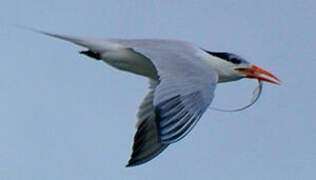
[203, 50, 248, 65]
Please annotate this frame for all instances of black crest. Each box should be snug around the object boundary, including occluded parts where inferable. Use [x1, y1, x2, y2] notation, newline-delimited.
[204, 50, 247, 65]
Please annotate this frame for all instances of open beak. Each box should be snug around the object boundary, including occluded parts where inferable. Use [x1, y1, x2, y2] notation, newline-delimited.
[235, 65, 281, 85]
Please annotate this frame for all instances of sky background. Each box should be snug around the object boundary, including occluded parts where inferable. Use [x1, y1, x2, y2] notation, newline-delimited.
[0, 0, 315, 179]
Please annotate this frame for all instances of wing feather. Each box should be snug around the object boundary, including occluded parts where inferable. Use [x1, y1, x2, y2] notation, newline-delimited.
[126, 81, 168, 167]
[130, 44, 218, 144]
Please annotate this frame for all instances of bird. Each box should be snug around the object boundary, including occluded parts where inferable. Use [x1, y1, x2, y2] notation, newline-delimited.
[27, 29, 280, 167]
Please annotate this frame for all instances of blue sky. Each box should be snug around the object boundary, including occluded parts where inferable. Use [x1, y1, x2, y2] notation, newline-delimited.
[0, 0, 315, 179]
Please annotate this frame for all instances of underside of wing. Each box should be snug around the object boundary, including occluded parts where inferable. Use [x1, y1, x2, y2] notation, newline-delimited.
[155, 92, 204, 144]
[126, 81, 168, 167]
[126, 45, 218, 166]
[129, 46, 218, 144]
[126, 113, 168, 167]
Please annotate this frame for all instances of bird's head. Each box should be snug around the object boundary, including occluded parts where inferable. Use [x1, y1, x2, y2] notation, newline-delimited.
[205, 51, 280, 85]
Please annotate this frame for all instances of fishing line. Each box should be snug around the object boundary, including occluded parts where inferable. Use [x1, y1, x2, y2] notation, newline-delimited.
[209, 80, 263, 112]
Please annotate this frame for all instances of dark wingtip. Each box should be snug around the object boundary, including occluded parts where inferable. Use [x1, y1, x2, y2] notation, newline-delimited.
[125, 158, 136, 167]
[125, 159, 147, 168]
[125, 159, 140, 167]
[125, 160, 144, 168]
[125, 155, 145, 167]
[125, 117, 169, 168]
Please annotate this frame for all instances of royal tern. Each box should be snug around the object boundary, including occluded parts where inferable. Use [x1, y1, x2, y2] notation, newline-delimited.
[27, 29, 280, 167]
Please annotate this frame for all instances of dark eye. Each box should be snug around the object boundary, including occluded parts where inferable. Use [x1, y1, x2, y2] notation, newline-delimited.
[230, 57, 241, 64]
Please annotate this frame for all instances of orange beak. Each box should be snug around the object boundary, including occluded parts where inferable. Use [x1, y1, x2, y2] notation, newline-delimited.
[235, 65, 281, 85]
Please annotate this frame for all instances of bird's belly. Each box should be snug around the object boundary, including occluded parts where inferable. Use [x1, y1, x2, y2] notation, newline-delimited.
[101, 49, 158, 80]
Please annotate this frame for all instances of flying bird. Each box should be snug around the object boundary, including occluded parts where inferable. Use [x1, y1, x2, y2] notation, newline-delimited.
[27, 29, 280, 167]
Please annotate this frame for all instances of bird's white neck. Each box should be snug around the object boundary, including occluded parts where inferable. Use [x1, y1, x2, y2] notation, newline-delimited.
[200, 51, 244, 83]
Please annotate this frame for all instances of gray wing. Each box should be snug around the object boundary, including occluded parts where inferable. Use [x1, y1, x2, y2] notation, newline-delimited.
[125, 40, 218, 166]
[129, 40, 218, 143]
[126, 80, 168, 167]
